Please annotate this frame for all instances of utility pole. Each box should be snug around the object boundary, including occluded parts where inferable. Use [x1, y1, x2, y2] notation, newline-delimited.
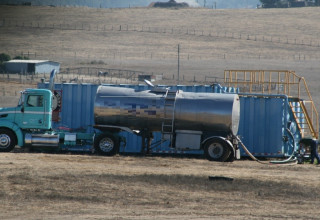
[177, 44, 180, 84]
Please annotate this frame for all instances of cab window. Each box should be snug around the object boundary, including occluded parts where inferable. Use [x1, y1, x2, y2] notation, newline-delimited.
[27, 95, 43, 107]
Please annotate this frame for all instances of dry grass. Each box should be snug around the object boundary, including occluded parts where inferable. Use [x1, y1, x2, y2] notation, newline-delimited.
[1, 6, 320, 219]
[1, 6, 320, 107]
[0, 153, 319, 219]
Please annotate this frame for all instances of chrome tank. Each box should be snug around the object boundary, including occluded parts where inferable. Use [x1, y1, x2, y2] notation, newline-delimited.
[25, 133, 59, 147]
[94, 86, 240, 135]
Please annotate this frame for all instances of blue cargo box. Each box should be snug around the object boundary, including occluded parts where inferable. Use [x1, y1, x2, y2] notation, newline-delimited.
[38, 83, 300, 157]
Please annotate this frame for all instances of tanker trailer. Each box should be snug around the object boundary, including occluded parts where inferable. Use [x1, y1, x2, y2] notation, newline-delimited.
[94, 85, 240, 162]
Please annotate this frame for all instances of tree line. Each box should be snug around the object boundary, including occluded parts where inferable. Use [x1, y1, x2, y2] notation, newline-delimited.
[260, 0, 319, 8]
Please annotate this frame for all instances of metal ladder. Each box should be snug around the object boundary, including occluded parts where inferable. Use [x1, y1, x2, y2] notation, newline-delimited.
[161, 90, 177, 147]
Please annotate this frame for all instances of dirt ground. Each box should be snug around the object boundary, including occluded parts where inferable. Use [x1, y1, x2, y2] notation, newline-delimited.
[0, 152, 319, 220]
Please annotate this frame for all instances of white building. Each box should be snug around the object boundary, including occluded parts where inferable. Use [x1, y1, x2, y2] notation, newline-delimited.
[4, 60, 60, 74]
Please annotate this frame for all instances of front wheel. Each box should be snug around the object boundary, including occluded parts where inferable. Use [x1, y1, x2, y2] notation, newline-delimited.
[0, 129, 16, 152]
[94, 134, 119, 156]
[204, 138, 231, 162]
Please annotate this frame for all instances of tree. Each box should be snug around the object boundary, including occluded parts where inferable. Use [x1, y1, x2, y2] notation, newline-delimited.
[13, 55, 29, 60]
[0, 53, 11, 63]
[0, 53, 11, 72]
[260, 0, 277, 8]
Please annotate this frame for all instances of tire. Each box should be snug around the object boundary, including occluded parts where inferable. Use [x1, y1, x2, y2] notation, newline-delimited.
[225, 150, 235, 162]
[94, 134, 119, 156]
[0, 129, 16, 152]
[204, 138, 231, 162]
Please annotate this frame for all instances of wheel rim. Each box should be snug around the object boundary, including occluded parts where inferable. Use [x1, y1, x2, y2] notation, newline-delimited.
[0, 134, 11, 149]
[208, 142, 224, 159]
[99, 137, 114, 152]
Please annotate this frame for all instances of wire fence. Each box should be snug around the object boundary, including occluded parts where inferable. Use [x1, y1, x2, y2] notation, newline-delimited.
[2, 19, 320, 61]
[10, 49, 318, 63]
[1, 19, 319, 48]
[0, 67, 225, 95]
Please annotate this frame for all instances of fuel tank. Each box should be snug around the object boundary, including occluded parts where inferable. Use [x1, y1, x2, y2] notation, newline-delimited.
[94, 86, 240, 135]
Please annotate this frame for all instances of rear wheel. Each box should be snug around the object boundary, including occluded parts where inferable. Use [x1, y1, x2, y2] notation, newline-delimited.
[204, 138, 231, 162]
[0, 129, 16, 152]
[94, 134, 119, 156]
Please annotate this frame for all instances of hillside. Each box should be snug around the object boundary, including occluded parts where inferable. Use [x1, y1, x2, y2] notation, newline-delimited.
[0, 0, 261, 8]
[1, 5, 320, 108]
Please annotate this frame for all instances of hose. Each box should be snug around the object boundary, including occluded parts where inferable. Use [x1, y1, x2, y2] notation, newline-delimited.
[269, 128, 297, 164]
[235, 133, 297, 165]
[235, 135, 271, 165]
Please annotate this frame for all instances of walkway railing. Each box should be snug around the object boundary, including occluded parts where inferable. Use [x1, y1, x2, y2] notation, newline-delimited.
[224, 70, 318, 139]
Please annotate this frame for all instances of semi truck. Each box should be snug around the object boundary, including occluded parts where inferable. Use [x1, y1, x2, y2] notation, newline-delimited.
[0, 70, 241, 162]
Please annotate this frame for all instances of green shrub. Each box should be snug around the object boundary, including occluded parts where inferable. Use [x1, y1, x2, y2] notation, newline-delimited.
[13, 55, 29, 60]
[0, 53, 11, 63]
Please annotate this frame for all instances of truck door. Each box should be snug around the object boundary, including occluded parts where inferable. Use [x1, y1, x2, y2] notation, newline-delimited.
[20, 94, 46, 129]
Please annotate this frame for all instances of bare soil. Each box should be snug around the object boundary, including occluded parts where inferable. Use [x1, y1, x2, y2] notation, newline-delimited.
[0, 152, 319, 219]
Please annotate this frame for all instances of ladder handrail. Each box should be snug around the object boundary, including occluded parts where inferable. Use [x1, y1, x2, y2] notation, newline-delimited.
[299, 101, 317, 138]
[224, 70, 319, 139]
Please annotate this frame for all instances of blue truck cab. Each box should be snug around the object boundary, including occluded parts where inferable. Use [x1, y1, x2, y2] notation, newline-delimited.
[0, 89, 53, 151]
[0, 85, 122, 156]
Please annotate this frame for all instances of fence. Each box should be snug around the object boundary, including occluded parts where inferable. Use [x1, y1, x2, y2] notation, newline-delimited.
[2, 19, 320, 61]
[0, 67, 225, 87]
[2, 19, 319, 48]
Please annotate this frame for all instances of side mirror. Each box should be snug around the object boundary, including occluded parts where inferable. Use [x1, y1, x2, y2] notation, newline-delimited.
[21, 106, 24, 113]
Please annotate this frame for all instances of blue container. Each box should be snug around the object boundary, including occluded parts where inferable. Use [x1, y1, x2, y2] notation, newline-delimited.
[38, 83, 300, 157]
[238, 94, 300, 157]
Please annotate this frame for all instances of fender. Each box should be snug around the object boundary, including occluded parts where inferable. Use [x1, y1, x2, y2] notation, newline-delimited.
[202, 136, 235, 157]
[94, 124, 135, 134]
[0, 121, 24, 146]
